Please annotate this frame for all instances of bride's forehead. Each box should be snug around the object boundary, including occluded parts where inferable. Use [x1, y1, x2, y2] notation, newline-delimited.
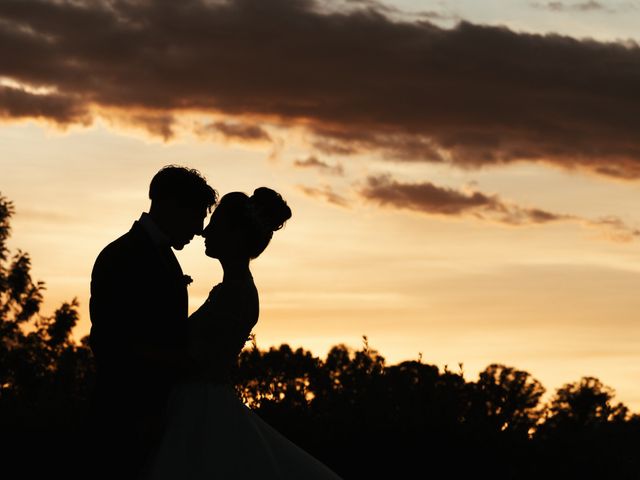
[210, 205, 225, 218]
[207, 206, 228, 225]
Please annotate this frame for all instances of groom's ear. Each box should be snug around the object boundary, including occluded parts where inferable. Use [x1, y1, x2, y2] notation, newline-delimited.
[150, 197, 175, 213]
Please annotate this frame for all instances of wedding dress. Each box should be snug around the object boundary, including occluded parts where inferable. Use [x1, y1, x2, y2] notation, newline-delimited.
[147, 275, 342, 479]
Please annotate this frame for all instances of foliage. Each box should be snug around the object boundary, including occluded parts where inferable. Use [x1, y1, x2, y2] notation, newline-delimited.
[0, 194, 93, 417]
[468, 363, 546, 436]
[543, 376, 629, 430]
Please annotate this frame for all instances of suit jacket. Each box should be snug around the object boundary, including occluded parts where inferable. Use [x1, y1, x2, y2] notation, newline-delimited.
[89, 220, 188, 434]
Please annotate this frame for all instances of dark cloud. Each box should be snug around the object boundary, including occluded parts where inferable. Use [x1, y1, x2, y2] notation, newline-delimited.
[196, 121, 272, 142]
[0, 86, 88, 124]
[1, 0, 640, 178]
[359, 174, 640, 239]
[312, 128, 445, 162]
[359, 174, 571, 224]
[294, 156, 344, 175]
[129, 113, 176, 140]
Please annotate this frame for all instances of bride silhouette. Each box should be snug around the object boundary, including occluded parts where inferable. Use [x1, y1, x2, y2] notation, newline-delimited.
[147, 188, 341, 479]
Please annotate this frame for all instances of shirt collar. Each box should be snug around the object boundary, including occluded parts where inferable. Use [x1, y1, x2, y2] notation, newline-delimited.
[138, 212, 171, 248]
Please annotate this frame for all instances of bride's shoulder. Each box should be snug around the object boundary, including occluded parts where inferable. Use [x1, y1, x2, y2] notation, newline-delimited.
[207, 282, 224, 298]
[208, 277, 257, 305]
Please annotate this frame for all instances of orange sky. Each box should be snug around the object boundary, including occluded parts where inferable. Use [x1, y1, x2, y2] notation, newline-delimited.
[2, 0, 640, 412]
[3, 119, 640, 412]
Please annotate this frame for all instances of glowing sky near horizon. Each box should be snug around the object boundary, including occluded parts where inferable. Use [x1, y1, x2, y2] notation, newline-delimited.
[2, 0, 640, 411]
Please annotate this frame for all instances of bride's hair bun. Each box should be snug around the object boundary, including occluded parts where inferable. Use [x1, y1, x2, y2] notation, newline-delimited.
[249, 187, 292, 233]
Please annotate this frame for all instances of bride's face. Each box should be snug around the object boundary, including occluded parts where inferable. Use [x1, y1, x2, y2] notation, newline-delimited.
[202, 207, 245, 259]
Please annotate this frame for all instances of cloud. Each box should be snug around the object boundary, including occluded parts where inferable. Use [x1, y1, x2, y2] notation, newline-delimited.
[359, 174, 640, 239]
[360, 174, 572, 225]
[418, 10, 462, 22]
[17, 208, 76, 224]
[1, 0, 640, 178]
[0, 86, 88, 124]
[337, 0, 461, 22]
[297, 184, 350, 207]
[196, 121, 272, 143]
[129, 113, 176, 140]
[294, 156, 344, 175]
[587, 215, 640, 241]
[311, 128, 445, 162]
[531, 1, 608, 12]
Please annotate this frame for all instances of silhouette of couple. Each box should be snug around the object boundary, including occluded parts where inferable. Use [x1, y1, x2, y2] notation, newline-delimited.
[89, 166, 340, 479]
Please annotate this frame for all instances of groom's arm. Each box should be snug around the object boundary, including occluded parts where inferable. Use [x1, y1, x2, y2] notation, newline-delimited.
[89, 246, 139, 367]
[90, 245, 194, 378]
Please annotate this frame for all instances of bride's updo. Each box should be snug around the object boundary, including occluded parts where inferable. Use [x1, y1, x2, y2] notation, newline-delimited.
[218, 187, 292, 259]
[249, 187, 291, 230]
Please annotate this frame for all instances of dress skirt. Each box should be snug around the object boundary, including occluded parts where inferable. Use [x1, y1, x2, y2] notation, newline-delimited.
[146, 382, 342, 480]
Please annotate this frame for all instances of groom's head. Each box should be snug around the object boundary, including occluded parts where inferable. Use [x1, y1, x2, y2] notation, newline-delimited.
[148, 165, 218, 249]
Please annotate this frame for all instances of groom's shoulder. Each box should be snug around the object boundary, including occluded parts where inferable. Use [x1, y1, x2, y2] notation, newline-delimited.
[94, 222, 148, 266]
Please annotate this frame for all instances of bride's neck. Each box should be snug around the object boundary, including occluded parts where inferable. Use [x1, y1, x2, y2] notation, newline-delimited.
[219, 256, 251, 283]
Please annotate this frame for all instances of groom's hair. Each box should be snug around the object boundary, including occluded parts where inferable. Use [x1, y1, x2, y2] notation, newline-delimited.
[149, 165, 218, 211]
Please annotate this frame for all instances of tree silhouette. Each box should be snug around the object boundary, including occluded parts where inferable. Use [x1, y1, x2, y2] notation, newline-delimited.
[533, 377, 638, 479]
[544, 376, 628, 431]
[0, 193, 93, 479]
[237, 340, 321, 410]
[469, 363, 546, 437]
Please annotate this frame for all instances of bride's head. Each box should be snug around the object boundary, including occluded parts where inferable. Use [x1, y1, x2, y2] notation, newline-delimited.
[203, 187, 292, 260]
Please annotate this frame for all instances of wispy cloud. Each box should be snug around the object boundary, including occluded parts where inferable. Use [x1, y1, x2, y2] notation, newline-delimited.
[359, 174, 640, 240]
[195, 121, 272, 143]
[294, 156, 344, 175]
[531, 1, 609, 12]
[298, 184, 350, 207]
[360, 174, 571, 225]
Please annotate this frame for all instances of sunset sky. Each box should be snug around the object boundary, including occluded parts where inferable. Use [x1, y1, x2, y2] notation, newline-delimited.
[2, 0, 640, 410]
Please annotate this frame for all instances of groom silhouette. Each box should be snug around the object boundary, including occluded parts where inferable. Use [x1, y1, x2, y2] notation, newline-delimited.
[89, 165, 217, 479]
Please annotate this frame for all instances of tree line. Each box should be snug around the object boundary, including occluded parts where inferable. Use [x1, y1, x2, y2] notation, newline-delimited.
[1, 193, 638, 479]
